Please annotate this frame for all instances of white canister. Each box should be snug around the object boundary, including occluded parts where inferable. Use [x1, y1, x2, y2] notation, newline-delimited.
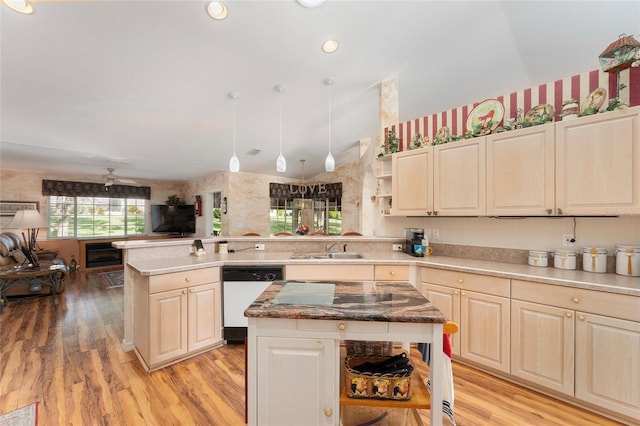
[554, 249, 577, 270]
[615, 245, 640, 277]
[528, 250, 548, 267]
[582, 247, 607, 273]
[218, 241, 228, 254]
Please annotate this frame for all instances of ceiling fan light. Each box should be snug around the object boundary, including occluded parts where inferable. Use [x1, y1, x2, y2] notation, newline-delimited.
[207, 2, 228, 20]
[296, 0, 326, 8]
[2, 0, 33, 14]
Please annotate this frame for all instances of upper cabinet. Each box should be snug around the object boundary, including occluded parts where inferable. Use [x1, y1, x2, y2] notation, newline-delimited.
[392, 147, 433, 216]
[555, 107, 640, 216]
[388, 106, 640, 217]
[486, 123, 555, 216]
[434, 137, 486, 216]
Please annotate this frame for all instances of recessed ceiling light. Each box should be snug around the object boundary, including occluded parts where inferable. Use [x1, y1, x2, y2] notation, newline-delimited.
[297, 0, 326, 8]
[207, 2, 228, 20]
[2, 0, 34, 14]
[322, 39, 339, 54]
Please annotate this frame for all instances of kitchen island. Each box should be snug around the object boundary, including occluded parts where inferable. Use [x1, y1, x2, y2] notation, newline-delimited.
[244, 280, 448, 426]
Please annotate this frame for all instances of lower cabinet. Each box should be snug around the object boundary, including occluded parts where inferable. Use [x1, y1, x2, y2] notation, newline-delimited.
[134, 267, 223, 371]
[256, 336, 335, 425]
[421, 268, 510, 373]
[511, 279, 640, 422]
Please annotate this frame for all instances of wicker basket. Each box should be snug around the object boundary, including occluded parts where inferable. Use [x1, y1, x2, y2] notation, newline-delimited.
[345, 340, 393, 357]
[344, 354, 413, 401]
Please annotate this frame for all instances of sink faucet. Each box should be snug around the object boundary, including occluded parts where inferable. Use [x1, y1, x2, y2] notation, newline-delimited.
[325, 241, 339, 253]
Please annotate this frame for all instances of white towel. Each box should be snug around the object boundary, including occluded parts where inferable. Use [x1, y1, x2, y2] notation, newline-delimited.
[418, 334, 456, 425]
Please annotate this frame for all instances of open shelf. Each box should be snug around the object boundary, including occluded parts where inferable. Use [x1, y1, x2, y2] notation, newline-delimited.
[340, 369, 430, 409]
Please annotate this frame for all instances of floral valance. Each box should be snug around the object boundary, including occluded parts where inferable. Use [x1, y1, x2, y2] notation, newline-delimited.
[42, 179, 151, 200]
[270, 182, 342, 200]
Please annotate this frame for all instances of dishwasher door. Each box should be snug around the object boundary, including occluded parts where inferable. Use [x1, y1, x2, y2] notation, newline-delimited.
[222, 265, 283, 342]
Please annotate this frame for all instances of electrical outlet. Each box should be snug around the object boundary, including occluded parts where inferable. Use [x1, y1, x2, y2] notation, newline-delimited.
[254, 244, 265, 251]
[562, 235, 575, 247]
[424, 229, 432, 239]
[392, 244, 403, 251]
[432, 229, 440, 240]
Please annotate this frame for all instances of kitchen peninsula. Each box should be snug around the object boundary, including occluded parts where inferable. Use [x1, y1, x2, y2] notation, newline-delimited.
[244, 280, 448, 426]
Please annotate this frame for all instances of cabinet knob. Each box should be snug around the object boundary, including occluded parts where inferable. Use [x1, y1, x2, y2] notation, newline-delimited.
[324, 408, 333, 417]
[572, 297, 579, 303]
[557, 208, 564, 215]
[457, 278, 463, 283]
[461, 291, 466, 296]
[190, 289, 194, 293]
[546, 208, 553, 215]
[182, 289, 187, 294]
[389, 271, 395, 276]
[433, 211, 438, 216]
[578, 315, 585, 321]
[185, 277, 191, 283]
[454, 290, 459, 295]
[565, 312, 572, 318]
[338, 323, 346, 331]
[427, 211, 432, 216]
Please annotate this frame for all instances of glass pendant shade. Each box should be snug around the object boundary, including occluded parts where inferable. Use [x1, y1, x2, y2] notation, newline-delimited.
[325, 152, 335, 172]
[276, 153, 286, 173]
[229, 154, 240, 172]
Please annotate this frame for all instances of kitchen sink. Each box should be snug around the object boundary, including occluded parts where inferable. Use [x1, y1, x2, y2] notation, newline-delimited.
[290, 252, 364, 260]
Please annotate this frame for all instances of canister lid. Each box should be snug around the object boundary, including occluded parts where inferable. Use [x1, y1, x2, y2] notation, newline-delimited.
[581, 247, 608, 255]
[528, 250, 548, 257]
[554, 248, 576, 256]
[615, 245, 640, 253]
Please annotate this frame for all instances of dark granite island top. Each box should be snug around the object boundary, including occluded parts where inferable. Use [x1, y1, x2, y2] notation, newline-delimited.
[244, 280, 448, 324]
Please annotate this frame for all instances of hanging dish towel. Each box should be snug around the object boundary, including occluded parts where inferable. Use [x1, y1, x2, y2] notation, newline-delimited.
[417, 334, 456, 425]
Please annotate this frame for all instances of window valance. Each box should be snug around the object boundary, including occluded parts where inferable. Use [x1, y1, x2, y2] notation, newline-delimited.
[270, 182, 341, 200]
[42, 180, 151, 200]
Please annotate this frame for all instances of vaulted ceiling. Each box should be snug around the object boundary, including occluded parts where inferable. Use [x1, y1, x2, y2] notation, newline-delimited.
[2, 1, 638, 182]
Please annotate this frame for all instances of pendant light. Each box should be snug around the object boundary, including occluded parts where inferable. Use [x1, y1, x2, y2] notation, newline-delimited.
[275, 85, 287, 173]
[228, 91, 240, 172]
[324, 78, 335, 172]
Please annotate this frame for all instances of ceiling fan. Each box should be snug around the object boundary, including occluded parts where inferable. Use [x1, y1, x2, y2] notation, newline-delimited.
[102, 167, 138, 187]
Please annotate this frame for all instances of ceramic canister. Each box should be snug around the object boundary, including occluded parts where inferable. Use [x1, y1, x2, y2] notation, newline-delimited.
[615, 245, 640, 277]
[582, 247, 607, 273]
[218, 241, 228, 254]
[528, 250, 548, 267]
[554, 249, 577, 270]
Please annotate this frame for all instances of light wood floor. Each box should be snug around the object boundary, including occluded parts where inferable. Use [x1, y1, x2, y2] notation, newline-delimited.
[0, 270, 624, 425]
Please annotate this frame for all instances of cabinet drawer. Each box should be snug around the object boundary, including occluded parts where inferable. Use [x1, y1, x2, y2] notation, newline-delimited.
[374, 265, 410, 281]
[421, 267, 510, 297]
[511, 279, 640, 322]
[297, 319, 388, 334]
[149, 267, 220, 294]
[285, 264, 374, 281]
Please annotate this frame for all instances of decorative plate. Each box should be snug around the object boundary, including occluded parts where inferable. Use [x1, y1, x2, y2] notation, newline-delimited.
[581, 88, 607, 113]
[466, 99, 504, 131]
[524, 104, 555, 123]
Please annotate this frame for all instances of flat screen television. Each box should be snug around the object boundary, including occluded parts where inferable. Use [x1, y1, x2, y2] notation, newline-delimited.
[151, 204, 196, 235]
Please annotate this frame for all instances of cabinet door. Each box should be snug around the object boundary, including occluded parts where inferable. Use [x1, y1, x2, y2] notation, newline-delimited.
[486, 123, 555, 216]
[149, 288, 188, 365]
[421, 283, 460, 356]
[257, 336, 336, 425]
[188, 282, 222, 352]
[392, 148, 433, 216]
[433, 137, 486, 216]
[461, 290, 510, 373]
[511, 300, 574, 395]
[555, 107, 640, 215]
[575, 312, 640, 420]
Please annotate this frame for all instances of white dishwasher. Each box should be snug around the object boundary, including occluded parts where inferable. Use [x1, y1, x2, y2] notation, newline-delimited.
[221, 265, 284, 343]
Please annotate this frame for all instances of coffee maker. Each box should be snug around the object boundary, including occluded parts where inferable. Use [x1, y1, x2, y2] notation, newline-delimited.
[405, 228, 425, 257]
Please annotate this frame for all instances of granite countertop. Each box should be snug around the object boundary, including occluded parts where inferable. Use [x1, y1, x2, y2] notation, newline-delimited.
[126, 252, 640, 297]
[244, 280, 448, 323]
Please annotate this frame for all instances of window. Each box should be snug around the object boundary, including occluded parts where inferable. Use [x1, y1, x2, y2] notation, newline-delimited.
[270, 197, 341, 235]
[48, 196, 146, 238]
[212, 191, 222, 236]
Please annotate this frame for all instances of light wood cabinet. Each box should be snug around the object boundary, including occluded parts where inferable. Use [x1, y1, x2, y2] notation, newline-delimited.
[511, 279, 640, 422]
[433, 137, 486, 216]
[256, 336, 336, 425]
[421, 268, 510, 372]
[511, 299, 574, 395]
[555, 107, 640, 215]
[486, 123, 555, 216]
[133, 267, 223, 371]
[392, 148, 433, 216]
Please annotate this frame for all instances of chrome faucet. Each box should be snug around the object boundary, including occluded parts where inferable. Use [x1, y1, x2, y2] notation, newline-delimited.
[325, 241, 339, 253]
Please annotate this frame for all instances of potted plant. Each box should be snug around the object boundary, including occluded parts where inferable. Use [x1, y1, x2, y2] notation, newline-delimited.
[379, 129, 399, 157]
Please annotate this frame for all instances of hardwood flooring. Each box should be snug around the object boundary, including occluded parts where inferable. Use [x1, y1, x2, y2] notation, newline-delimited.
[0, 270, 625, 425]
